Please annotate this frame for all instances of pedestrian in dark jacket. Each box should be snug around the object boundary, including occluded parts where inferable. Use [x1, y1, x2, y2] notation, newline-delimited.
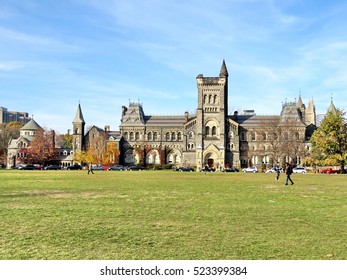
[285, 162, 294, 185]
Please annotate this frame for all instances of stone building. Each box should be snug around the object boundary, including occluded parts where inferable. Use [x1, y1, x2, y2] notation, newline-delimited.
[74, 61, 321, 169]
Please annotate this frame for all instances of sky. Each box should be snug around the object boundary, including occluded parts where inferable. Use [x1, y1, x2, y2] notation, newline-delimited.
[1, 0, 347, 134]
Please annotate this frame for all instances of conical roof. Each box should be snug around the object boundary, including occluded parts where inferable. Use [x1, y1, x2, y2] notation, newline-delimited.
[327, 100, 337, 114]
[219, 60, 229, 77]
[73, 103, 85, 124]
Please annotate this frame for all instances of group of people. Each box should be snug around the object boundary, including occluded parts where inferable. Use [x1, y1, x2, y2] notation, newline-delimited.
[274, 162, 294, 185]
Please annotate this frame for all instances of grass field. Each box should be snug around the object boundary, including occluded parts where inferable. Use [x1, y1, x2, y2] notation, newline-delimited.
[0, 169, 346, 260]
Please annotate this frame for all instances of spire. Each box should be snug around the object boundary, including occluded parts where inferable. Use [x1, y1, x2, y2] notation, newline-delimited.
[296, 94, 303, 108]
[73, 103, 85, 124]
[219, 59, 229, 77]
[308, 98, 315, 110]
[327, 100, 337, 114]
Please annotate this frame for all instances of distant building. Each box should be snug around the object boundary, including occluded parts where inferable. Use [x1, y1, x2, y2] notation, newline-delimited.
[7, 119, 42, 168]
[0, 107, 31, 125]
[73, 61, 335, 170]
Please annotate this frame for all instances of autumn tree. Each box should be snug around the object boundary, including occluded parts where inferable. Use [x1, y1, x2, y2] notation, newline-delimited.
[0, 122, 23, 166]
[57, 133, 73, 149]
[310, 110, 347, 171]
[25, 129, 58, 164]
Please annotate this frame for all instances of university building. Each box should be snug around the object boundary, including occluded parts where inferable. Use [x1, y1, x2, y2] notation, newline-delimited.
[73, 61, 327, 170]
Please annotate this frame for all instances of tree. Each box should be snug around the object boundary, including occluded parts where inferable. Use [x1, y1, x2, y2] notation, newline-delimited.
[25, 129, 58, 164]
[310, 110, 347, 171]
[57, 133, 73, 149]
[0, 122, 23, 166]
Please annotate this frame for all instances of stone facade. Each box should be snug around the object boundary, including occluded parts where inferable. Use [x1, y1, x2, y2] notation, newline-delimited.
[74, 61, 320, 170]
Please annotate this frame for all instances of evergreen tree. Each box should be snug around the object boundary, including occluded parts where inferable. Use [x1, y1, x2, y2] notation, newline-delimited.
[310, 110, 347, 172]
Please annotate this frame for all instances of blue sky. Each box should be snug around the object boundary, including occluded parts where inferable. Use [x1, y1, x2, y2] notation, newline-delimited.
[1, 0, 347, 133]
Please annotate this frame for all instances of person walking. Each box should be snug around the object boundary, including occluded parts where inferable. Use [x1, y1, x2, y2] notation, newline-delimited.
[275, 162, 281, 181]
[285, 162, 294, 185]
[87, 163, 94, 175]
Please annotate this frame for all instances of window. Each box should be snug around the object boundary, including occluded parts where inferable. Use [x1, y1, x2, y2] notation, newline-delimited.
[172, 132, 176, 141]
[130, 132, 134, 141]
[205, 126, 210, 136]
[241, 132, 246, 141]
[212, 126, 217, 137]
[124, 132, 128, 141]
[189, 131, 194, 139]
[165, 132, 170, 141]
[177, 132, 182, 141]
[251, 132, 256, 141]
[148, 132, 152, 141]
[135, 132, 140, 141]
[153, 132, 158, 141]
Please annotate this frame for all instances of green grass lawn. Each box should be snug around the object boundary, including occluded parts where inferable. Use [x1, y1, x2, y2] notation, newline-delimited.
[0, 169, 346, 260]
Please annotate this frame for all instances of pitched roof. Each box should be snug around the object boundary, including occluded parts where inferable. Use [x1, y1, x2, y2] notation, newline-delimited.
[20, 119, 42, 131]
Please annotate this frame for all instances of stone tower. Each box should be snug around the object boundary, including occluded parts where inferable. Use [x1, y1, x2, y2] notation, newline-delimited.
[72, 103, 85, 156]
[305, 98, 316, 125]
[195, 60, 228, 169]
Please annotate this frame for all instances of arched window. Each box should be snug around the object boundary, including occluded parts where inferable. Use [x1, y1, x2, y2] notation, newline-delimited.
[251, 132, 256, 141]
[283, 132, 288, 141]
[130, 132, 134, 141]
[148, 132, 152, 141]
[214, 95, 217, 103]
[212, 126, 217, 136]
[262, 132, 267, 141]
[172, 132, 176, 141]
[295, 132, 300, 140]
[124, 132, 128, 141]
[153, 132, 158, 141]
[177, 132, 182, 141]
[205, 126, 210, 136]
[165, 132, 170, 141]
[135, 132, 140, 141]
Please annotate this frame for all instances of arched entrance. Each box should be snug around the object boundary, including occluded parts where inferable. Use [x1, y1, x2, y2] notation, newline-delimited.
[204, 152, 217, 167]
